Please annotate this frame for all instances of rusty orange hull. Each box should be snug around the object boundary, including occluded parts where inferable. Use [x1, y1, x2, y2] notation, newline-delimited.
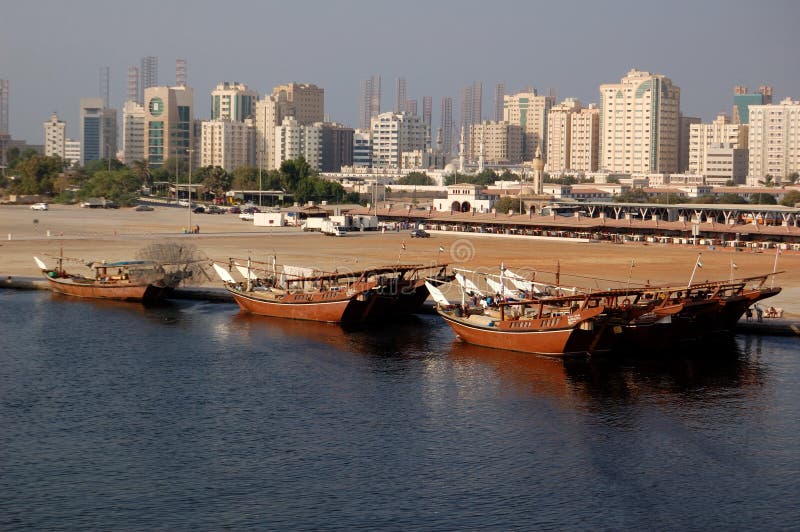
[438, 306, 614, 357]
[228, 287, 372, 323]
[45, 276, 170, 302]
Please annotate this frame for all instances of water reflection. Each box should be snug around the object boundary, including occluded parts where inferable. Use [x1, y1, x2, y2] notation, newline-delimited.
[446, 335, 767, 405]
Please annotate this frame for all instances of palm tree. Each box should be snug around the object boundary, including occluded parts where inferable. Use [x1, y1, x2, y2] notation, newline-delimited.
[131, 159, 152, 188]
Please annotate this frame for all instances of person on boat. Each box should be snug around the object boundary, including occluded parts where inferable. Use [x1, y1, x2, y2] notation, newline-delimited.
[754, 304, 763, 322]
[745, 307, 753, 321]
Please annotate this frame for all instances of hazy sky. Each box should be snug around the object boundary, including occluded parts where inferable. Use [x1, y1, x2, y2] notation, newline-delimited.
[1, 0, 798, 144]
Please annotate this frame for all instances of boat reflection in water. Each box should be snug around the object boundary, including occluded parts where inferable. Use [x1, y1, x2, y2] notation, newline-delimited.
[447, 334, 767, 404]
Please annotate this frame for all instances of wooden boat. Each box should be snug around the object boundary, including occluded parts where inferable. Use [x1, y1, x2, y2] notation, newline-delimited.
[222, 259, 452, 321]
[213, 263, 376, 323]
[429, 283, 641, 357]
[34, 256, 180, 302]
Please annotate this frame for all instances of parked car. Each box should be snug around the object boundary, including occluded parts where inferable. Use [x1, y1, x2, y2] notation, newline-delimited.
[30, 202, 49, 211]
[205, 205, 224, 214]
[242, 206, 261, 214]
[410, 229, 430, 238]
[134, 204, 154, 211]
[193, 205, 206, 214]
[228, 206, 241, 214]
[239, 212, 255, 221]
[177, 199, 191, 207]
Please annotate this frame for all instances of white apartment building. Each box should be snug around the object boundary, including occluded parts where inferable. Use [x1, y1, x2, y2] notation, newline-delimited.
[503, 91, 554, 160]
[545, 98, 582, 172]
[64, 139, 80, 167]
[599, 69, 681, 174]
[688, 114, 747, 175]
[570, 105, 600, 172]
[254, 83, 324, 171]
[704, 143, 749, 185]
[273, 117, 322, 170]
[469, 121, 523, 164]
[200, 118, 255, 171]
[370, 112, 429, 169]
[747, 98, 800, 183]
[43, 113, 66, 159]
[211, 82, 258, 122]
[121, 100, 145, 165]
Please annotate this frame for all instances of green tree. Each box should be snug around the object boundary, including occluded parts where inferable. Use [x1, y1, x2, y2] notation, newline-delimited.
[499, 169, 520, 181]
[78, 169, 141, 205]
[130, 160, 152, 188]
[750, 192, 777, 205]
[787, 172, 800, 185]
[614, 188, 650, 203]
[397, 172, 434, 186]
[692, 194, 718, 204]
[718, 193, 748, 204]
[758, 175, 776, 187]
[10, 154, 64, 195]
[493, 195, 521, 214]
[83, 158, 125, 175]
[780, 190, 800, 207]
[196, 166, 232, 199]
[280, 157, 314, 190]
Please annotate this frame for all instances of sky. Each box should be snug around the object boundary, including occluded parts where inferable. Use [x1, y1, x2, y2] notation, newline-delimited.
[1, 0, 798, 144]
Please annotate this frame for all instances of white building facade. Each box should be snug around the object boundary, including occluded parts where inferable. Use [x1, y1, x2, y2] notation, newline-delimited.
[599, 69, 681, 174]
[545, 98, 582, 172]
[570, 105, 600, 172]
[370, 112, 429, 169]
[747, 98, 800, 183]
[273, 117, 323, 170]
[688, 114, 747, 175]
[43, 113, 66, 159]
[121, 100, 146, 165]
[200, 118, 255, 171]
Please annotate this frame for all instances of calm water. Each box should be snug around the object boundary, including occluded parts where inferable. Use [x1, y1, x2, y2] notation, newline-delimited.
[1, 290, 799, 530]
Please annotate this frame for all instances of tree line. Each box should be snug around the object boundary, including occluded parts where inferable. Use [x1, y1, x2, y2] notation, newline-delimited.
[0, 149, 360, 207]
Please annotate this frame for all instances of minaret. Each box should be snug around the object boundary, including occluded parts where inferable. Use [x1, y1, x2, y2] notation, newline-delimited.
[532, 144, 545, 195]
[478, 140, 486, 172]
[458, 126, 466, 173]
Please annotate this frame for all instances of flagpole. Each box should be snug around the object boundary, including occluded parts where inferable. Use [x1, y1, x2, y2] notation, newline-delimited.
[688, 253, 702, 288]
[626, 259, 634, 294]
[772, 247, 780, 288]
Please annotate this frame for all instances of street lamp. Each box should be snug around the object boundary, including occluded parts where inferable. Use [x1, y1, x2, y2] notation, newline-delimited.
[187, 148, 194, 232]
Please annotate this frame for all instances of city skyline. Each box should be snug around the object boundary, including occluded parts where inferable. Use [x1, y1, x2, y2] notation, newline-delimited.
[1, 0, 797, 144]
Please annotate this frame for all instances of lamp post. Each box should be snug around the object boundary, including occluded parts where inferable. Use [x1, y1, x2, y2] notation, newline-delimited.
[187, 148, 194, 232]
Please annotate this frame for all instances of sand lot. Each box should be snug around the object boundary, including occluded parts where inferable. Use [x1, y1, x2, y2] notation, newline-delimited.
[2, 203, 797, 314]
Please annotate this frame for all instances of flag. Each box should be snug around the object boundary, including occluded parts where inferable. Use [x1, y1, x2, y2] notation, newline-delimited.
[696, 257, 703, 268]
[401, 241, 406, 250]
[439, 246, 445, 253]
[732, 262, 738, 269]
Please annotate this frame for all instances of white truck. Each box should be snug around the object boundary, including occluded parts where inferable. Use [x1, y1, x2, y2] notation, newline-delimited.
[321, 219, 347, 236]
[301, 217, 326, 232]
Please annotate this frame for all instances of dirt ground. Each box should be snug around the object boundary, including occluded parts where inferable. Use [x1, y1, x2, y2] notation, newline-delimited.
[2, 203, 797, 314]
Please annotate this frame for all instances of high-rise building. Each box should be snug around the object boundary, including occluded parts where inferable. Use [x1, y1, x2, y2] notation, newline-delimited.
[353, 129, 372, 168]
[143, 85, 194, 168]
[569, 105, 600, 172]
[678, 115, 701, 172]
[599, 69, 680, 173]
[274, 117, 321, 170]
[405, 99, 417, 116]
[121, 100, 146, 165]
[370, 112, 429, 169]
[127, 67, 139, 103]
[545, 98, 582, 173]
[422, 96, 432, 130]
[140, 56, 158, 105]
[688, 114, 747, 176]
[211, 82, 258, 122]
[733, 85, 773, 125]
[255, 83, 324, 170]
[359, 75, 381, 130]
[440, 97, 454, 158]
[460, 81, 483, 159]
[747, 98, 800, 182]
[64, 139, 80, 167]
[201, 118, 255, 171]
[99, 67, 110, 108]
[43, 113, 67, 159]
[469, 121, 523, 164]
[0, 79, 8, 134]
[176, 59, 187, 87]
[493, 83, 505, 122]
[395, 77, 406, 113]
[504, 90, 554, 160]
[320, 122, 354, 172]
[79, 97, 117, 166]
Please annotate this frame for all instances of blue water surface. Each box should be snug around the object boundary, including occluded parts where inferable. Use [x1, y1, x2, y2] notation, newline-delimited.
[0, 290, 798, 530]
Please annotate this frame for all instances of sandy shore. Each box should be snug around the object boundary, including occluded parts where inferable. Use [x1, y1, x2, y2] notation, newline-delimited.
[2, 203, 798, 314]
